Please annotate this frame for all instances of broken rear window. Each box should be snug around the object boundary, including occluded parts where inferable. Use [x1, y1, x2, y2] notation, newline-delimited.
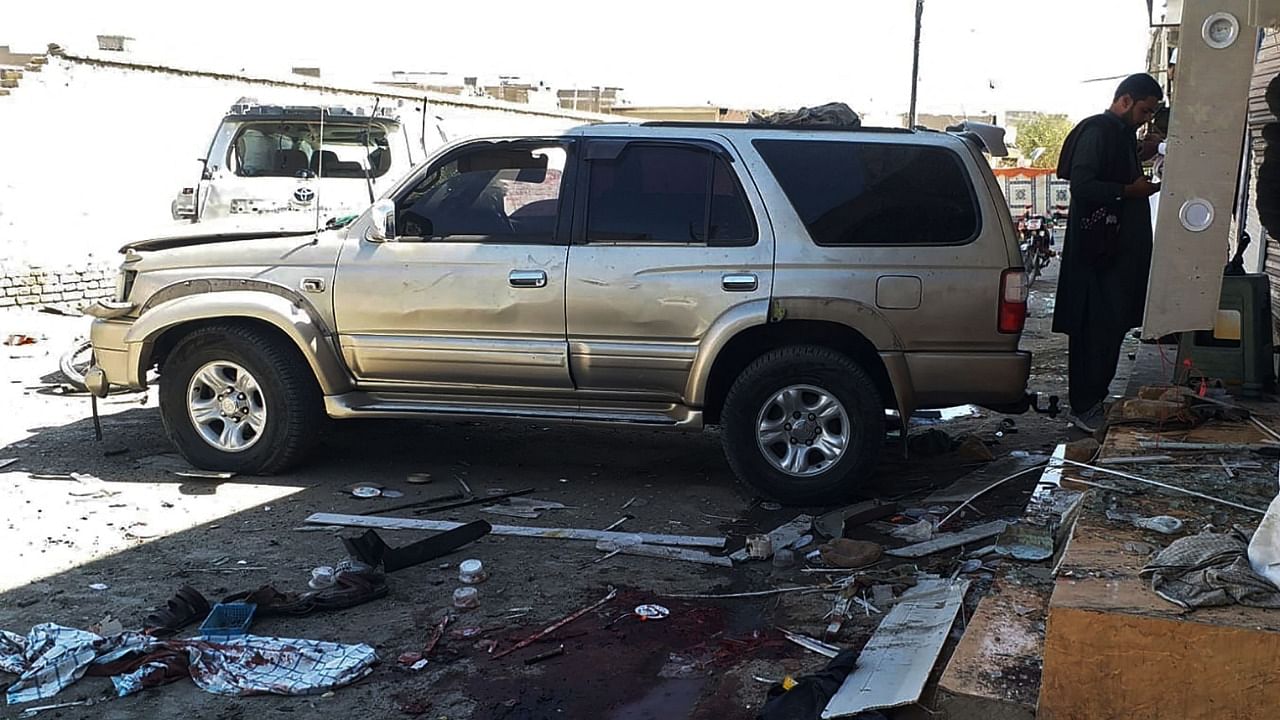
[228, 121, 394, 179]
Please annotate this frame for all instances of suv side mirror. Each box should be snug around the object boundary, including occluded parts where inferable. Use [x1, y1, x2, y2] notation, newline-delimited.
[368, 199, 397, 242]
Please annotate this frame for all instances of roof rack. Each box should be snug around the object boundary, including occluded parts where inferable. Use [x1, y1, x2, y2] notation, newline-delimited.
[638, 121, 914, 134]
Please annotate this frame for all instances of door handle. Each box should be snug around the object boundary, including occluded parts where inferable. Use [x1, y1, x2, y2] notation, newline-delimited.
[509, 270, 548, 288]
[721, 273, 758, 292]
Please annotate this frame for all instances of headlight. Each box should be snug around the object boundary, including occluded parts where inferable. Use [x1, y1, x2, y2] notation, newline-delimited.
[114, 269, 137, 302]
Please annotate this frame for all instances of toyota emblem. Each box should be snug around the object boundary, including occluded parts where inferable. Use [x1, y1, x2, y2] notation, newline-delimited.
[293, 186, 315, 203]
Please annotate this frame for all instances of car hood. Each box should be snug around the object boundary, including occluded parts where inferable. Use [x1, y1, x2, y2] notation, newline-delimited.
[120, 215, 352, 253]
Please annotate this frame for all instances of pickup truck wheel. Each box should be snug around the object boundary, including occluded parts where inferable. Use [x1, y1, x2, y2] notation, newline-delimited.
[159, 324, 323, 474]
[721, 346, 882, 504]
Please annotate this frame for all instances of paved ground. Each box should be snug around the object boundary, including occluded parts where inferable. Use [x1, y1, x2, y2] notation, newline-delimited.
[0, 260, 1074, 719]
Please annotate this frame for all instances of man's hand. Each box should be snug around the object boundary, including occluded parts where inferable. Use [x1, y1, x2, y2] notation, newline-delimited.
[1124, 177, 1161, 199]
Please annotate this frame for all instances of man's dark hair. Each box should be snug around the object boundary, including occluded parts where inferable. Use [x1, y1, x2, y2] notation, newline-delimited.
[1114, 73, 1164, 103]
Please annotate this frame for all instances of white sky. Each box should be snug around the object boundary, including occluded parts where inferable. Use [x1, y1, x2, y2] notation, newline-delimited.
[5, 0, 1153, 121]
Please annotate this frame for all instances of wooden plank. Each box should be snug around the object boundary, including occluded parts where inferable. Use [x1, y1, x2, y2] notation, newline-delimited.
[822, 578, 970, 718]
[935, 577, 1048, 720]
[1040, 414, 1280, 719]
[885, 521, 1009, 558]
[304, 512, 727, 548]
[729, 515, 814, 562]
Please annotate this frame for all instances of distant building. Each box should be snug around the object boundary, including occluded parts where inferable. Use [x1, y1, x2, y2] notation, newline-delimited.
[610, 105, 751, 123]
[902, 112, 997, 131]
[558, 87, 623, 114]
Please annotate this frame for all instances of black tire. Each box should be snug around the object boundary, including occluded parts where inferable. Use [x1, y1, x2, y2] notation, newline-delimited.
[720, 345, 883, 504]
[159, 323, 323, 474]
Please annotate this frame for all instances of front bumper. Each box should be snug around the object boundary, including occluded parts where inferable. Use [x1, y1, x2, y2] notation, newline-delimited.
[88, 318, 145, 397]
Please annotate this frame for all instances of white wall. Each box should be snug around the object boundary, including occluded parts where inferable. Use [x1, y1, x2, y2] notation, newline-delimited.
[0, 55, 596, 268]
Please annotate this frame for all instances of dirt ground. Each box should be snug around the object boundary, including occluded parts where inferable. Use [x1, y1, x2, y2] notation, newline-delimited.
[0, 263, 1075, 719]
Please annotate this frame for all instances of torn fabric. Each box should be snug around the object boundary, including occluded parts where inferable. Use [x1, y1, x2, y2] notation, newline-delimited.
[1141, 528, 1280, 609]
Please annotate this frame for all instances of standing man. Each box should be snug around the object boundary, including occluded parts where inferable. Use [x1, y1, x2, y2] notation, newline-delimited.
[1053, 74, 1164, 433]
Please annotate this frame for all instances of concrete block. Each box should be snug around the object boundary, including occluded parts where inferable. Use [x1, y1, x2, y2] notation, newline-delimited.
[0, 79, 17, 89]
[62, 291, 84, 301]
[0, 69, 22, 80]
[0, 277, 12, 288]
[16, 295, 38, 305]
[58, 274, 75, 285]
[0, 296, 15, 307]
[0, 89, 10, 97]
[38, 292, 63, 302]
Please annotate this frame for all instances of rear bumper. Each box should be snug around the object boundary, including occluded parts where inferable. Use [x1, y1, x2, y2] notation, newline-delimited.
[882, 350, 1031, 412]
[88, 318, 145, 395]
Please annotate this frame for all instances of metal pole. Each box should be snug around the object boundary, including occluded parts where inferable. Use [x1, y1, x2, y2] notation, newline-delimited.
[908, 0, 924, 128]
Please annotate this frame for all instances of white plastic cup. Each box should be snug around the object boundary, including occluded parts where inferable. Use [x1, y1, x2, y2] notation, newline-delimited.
[458, 559, 487, 584]
[453, 586, 480, 610]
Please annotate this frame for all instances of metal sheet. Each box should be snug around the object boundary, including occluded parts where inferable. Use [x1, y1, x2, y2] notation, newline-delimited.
[885, 521, 1009, 558]
[1144, 0, 1261, 338]
[304, 512, 727, 548]
[822, 578, 970, 718]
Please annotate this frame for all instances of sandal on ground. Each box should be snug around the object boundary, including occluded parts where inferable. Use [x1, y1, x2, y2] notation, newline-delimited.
[143, 585, 211, 637]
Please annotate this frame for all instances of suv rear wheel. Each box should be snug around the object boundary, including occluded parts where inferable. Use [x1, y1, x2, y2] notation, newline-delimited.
[159, 323, 323, 474]
[720, 345, 882, 504]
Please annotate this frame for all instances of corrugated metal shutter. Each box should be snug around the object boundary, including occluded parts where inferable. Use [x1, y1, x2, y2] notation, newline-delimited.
[1251, 30, 1280, 334]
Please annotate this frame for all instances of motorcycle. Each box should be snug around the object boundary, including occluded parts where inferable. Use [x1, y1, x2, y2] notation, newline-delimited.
[1017, 214, 1056, 285]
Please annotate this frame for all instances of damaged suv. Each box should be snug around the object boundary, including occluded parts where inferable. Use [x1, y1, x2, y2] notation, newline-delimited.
[86, 122, 1030, 502]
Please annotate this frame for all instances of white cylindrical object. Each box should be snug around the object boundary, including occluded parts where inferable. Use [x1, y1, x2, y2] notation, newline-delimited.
[453, 586, 480, 609]
[458, 559, 487, 584]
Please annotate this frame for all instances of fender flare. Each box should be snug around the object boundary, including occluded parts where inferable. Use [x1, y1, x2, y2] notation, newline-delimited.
[685, 296, 915, 417]
[125, 290, 352, 394]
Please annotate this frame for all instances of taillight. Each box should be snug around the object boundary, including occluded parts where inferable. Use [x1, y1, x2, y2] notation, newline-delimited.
[999, 269, 1028, 334]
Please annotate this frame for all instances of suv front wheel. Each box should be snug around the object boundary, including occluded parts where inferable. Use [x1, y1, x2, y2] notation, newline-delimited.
[159, 323, 323, 474]
[720, 346, 883, 504]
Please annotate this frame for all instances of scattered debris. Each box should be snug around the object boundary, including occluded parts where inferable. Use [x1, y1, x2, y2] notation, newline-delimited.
[730, 515, 814, 562]
[4, 334, 38, 346]
[886, 521, 1009, 559]
[936, 462, 1050, 528]
[452, 587, 480, 610]
[523, 644, 565, 665]
[1124, 541, 1156, 555]
[0, 458, 18, 470]
[1134, 515, 1184, 535]
[381, 489, 405, 499]
[342, 522, 492, 573]
[621, 496, 638, 510]
[1060, 460, 1266, 515]
[480, 497, 568, 519]
[310, 513, 727, 548]
[406, 473, 432, 484]
[761, 501, 784, 511]
[815, 500, 898, 539]
[1137, 440, 1278, 453]
[818, 539, 883, 568]
[1096, 454, 1175, 465]
[992, 523, 1055, 562]
[17, 699, 96, 718]
[633, 604, 669, 621]
[174, 470, 235, 480]
[88, 583, 109, 591]
[661, 586, 824, 600]
[491, 586, 618, 660]
[350, 486, 382, 499]
[745, 533, 774, 559]
[889, 519, 934, 543]
[1064, 438, 1100, 463]
[600, 515, 632, 532]
[823, 578, 970, 717]
[594, 539, 733, 567]
[458, 559, 487, 585]
[780, 629, 840, 658]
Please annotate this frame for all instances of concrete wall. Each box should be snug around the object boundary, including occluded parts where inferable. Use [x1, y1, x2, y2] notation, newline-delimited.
[0, 49, 606, 302]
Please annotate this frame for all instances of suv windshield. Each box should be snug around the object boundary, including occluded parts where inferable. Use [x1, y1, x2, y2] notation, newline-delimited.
[228, 121, 395, 179]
